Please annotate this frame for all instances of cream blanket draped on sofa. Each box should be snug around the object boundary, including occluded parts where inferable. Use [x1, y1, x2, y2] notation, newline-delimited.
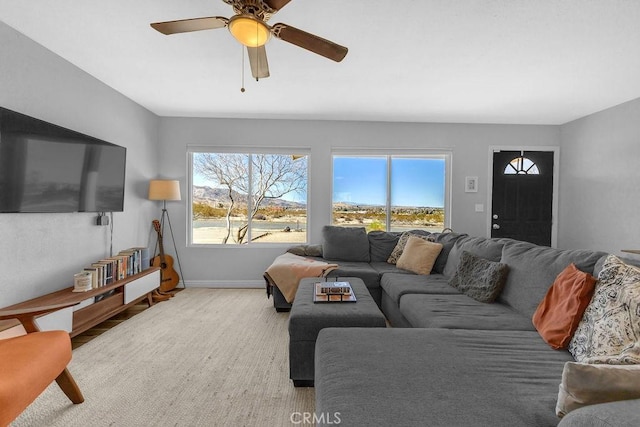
[264, 253, 339, 303]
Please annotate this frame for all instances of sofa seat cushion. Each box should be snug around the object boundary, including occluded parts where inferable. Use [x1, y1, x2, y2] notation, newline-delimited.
[380, 273, 459, 304]
[499, 242, 606, 320]
[369, 261, 411, 276]
[399, 294, 535, 330]
[327, 261, 381, 290]
[315, 328, 572, 427]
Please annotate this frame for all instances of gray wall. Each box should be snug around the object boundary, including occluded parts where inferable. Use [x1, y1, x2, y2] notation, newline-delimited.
[0, 22, 159, 307]
[559, 97, 640, 254]
[4, 17, 638, 301]
[158, 118, 560, 286]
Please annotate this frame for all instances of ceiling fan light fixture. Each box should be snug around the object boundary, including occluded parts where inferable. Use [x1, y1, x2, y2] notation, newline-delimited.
[228, 15, 271, 47]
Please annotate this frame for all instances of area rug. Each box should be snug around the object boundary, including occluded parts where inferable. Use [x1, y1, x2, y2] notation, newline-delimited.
[13, 288, 314, 426]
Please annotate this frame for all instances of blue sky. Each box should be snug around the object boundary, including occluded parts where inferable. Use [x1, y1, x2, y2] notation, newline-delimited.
[333, 157, 445, 208]
[193, 154, 445, 208]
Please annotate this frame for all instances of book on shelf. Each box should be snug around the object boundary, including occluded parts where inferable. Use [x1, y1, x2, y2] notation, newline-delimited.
[96, 259, 117, 284]
[83, 267, 100, 289]
[77, 247, 149, 293]
[91, 262, 109, 287]
[118, 250, 137, 276]
[118, 247, 146, 275]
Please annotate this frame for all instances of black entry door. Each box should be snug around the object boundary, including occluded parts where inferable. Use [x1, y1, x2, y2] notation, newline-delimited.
[491, 150, 554, 246]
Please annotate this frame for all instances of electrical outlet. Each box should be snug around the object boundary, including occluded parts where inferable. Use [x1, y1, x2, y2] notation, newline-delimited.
[96, 214, 110, 226]
[475, 204, 484, 212]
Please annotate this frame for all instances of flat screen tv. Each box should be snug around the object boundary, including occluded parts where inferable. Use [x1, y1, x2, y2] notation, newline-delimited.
[0, 106, 126, 213]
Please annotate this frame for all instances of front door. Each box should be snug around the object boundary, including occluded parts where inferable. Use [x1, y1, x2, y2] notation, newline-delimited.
[491, 150, 554, 246]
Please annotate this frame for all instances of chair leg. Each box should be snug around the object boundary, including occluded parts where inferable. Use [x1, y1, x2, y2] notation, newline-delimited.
[55, 368, 85, 404]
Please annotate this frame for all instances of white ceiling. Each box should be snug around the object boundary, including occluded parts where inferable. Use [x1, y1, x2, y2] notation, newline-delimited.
[1, 0, 640, 125]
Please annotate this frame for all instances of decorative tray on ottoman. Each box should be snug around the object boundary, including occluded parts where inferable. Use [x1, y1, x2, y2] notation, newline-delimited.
[313, 281, 357, 303]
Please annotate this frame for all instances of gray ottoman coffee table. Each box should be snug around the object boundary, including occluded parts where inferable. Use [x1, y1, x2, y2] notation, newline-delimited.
[288, 276, 387, 387]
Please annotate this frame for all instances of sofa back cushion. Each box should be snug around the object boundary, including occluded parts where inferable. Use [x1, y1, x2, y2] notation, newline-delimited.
[428, 232, 468, 274]
[498, 242, 605, 319]
[442, 236, 505, 278]
[322, 225, 370, 262]
[368, 231, 402, 262]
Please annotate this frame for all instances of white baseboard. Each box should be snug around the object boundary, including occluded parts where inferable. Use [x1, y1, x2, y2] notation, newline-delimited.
[180, 279, 264, 289]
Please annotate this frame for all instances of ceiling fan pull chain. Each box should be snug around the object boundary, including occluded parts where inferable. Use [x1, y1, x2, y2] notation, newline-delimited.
[240, 44, 246, 93]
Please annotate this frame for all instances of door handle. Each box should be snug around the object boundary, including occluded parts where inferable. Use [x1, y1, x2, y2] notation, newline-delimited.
[493, 214, 499, 220]
[492, 224, 501, 230]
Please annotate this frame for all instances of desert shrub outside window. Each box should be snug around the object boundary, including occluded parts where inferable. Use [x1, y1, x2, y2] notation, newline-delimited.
[190, 150, 308, 245]
[332, 152, 450, 232]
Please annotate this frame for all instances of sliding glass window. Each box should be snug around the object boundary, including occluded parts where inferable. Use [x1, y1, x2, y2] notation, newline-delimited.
[189, 149, 309, 245]
[332, 153, 449, 232]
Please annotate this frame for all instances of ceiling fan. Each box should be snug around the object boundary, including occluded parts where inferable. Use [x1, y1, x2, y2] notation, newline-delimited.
[150, 0, 348, 80]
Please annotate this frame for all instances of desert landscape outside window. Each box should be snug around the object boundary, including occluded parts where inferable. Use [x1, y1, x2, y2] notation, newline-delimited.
[190, 151, 308, 245]
[332, 154, 448, 232]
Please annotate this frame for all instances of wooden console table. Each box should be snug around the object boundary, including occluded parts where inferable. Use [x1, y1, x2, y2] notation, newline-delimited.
[0, 267, 160, 337]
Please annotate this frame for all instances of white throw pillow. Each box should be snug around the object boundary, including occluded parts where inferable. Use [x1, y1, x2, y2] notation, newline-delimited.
[556, 361, 640, 417]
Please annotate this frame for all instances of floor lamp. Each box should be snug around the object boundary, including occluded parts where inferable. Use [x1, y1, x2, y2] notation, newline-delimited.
[148, 179, 185, 293]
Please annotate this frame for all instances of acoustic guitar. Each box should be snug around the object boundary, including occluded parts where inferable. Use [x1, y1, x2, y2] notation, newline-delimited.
[152, 219, 179, 293]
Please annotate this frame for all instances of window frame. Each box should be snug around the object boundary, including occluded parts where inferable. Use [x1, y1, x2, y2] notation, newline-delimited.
[330, 149, 452, 232]
[187, 146, 311, 247]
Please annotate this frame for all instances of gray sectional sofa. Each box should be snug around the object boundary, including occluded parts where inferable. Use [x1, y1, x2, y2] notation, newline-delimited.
[275, 226, 640, 426]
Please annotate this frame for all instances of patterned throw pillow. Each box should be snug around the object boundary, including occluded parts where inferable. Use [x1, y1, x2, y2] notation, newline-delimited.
[448, 251, 509, 303]
[568, 255, 640, 364]
[387, 232, 430, 264]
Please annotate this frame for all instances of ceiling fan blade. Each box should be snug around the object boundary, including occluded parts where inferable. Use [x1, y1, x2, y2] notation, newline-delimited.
[150, 16, 228, 35]
[271, 24, 348, 62]
[264, 0, 293, 12]
[247, 46, 270, 79]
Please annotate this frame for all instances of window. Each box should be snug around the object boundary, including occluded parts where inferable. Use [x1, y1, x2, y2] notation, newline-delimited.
[189, 150, 308, 245]
[504, 156, 540, 175]
[332, 153, 449, 232]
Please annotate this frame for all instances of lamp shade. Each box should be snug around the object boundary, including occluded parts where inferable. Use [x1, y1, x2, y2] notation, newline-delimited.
[148, 180, 181, 201]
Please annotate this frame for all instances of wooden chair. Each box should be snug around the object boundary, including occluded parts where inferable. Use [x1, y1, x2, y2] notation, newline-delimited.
[0, 302, 84, 425]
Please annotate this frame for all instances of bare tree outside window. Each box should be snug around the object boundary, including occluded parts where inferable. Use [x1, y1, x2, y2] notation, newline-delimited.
[192, 152, 308, 244]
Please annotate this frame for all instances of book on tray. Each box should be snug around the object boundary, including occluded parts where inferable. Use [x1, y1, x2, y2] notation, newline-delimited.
[317, 281, 352, 295]
[314, 281, 357, 303]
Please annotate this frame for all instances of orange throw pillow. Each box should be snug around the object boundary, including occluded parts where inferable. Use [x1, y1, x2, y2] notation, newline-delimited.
[533, 263, 597, 350]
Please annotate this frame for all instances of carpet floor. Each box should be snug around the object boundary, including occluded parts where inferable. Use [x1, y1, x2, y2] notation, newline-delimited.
[13, 288, 315, 427]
